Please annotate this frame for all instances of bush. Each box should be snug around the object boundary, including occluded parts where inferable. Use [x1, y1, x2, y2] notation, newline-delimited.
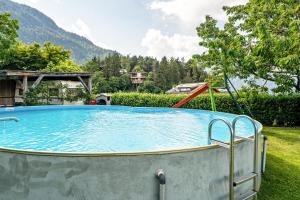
[24, 81, 91, 105]
[111, 92, 300, 126]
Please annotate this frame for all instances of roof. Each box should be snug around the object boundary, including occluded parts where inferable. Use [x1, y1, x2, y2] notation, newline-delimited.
[166, 82, 208, 94]
[0, 70, 91, 77]
[176, 82, 207, 88]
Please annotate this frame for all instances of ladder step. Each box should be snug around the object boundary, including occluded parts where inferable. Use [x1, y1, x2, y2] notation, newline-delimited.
[236, 190, 257, 200]
[234, 172, 257, 186]
[210, 139, 230, 149]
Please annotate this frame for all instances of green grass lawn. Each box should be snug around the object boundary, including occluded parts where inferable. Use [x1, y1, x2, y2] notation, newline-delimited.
[258, 127, 300, 200]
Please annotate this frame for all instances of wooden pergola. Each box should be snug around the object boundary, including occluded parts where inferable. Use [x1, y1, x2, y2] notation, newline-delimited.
[0, 70, 92, 106]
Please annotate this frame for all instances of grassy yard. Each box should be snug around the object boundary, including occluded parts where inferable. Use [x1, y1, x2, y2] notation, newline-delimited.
[258, 127, 300, 200]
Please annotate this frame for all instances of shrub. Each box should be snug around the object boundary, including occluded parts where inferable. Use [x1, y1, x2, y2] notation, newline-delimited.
[24, 81, 91, 105]
[111, 92, 300, 126]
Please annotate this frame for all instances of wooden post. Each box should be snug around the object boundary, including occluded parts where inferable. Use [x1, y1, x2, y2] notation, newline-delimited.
[77, 76, 89, 92]
[32, 75, 45, 89]
[23, 75, 28, 96]
[88, 77, 92, 94]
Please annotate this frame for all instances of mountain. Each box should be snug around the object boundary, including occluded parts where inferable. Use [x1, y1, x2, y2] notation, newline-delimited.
[0, 0, 117, 63]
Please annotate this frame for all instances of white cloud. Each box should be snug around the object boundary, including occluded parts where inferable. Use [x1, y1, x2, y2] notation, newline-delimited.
[94, 41, 114, 50]
[71, 18, 92, 40]
[145, 0, 248, 59]
[150, 0, 247, 26]
[70, 18, 114, 50]
[141, 29, 203, 59]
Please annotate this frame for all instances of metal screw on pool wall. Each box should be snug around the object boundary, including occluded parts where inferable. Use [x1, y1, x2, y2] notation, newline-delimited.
[155, 169, 166, 200]
[0, 117, 19, 122]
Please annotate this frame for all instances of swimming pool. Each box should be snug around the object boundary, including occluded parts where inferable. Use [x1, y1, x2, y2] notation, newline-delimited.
[0, 105, 263, 200]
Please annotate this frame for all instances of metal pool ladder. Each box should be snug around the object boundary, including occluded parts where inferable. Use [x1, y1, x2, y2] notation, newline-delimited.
[0, 117, 19, 122]
[208, 115, 259, 200]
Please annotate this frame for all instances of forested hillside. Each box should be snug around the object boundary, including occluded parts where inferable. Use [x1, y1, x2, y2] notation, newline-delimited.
[0, 0, 116, 63]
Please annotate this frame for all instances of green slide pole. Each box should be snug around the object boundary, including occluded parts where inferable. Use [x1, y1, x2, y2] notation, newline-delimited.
[209, 87, 217, 112]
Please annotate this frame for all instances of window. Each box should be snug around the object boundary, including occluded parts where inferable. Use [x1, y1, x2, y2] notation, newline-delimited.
[18, 89, 23, 95]
[179, 87, 191, 92]
[67, 88, 80, 97]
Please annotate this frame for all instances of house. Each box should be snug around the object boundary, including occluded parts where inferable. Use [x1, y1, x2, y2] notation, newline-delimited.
[167, 82, 227, 94]
[130, 72, 147, 84]
[0, 70, 92, 106]
[166, 82, 208, 94]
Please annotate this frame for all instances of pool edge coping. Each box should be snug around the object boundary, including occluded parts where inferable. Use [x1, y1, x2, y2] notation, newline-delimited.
[0, 135, 262, 157]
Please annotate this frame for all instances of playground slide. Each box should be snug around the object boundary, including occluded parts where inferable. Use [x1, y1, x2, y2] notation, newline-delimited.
[172, 83, 210, 108]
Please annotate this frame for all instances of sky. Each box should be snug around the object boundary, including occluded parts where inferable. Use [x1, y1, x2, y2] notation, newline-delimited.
[12, 0, 247, 59]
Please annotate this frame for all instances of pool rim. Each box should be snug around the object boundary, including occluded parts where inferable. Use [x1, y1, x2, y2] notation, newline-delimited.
[0, 105, 263, 157]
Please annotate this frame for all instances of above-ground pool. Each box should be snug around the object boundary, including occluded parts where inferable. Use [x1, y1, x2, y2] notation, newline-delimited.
[0, 106, 263, 200]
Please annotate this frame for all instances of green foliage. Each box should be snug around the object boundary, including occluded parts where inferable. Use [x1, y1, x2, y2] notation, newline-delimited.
[92, 71, 132, 93]
[87, 54, 208, 94]
[82, 57, 102, 73]
[102, 53, 122, 79]
[137, 80, 162, 93]
[196, 0, 300, 93]
[0, 12, 19, 63]
[44, 60, 82, 72]
[24, 81, 90, 105]
[111, 93, 300, 126]
[0, 42, 78, 71]
[0, 0, 115, 63]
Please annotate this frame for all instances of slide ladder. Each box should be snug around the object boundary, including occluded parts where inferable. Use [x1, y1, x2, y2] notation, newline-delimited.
[172, 75, 253, 117]
[208, 115, 260, 200]
[172, 83, 219, 108]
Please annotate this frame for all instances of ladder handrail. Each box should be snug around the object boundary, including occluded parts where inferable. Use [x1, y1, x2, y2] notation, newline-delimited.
[232, 115, 258, 138]
[0, 117, 19, 122]
[208, 118, 235, 200]
[208, 118, 234, 142]
[232, 115, 260, 192]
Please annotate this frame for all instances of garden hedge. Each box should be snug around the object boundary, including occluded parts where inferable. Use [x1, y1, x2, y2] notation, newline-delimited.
[111, 92, 300, 126]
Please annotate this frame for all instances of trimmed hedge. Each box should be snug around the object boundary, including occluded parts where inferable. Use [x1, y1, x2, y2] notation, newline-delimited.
[111, 92, 300, 126]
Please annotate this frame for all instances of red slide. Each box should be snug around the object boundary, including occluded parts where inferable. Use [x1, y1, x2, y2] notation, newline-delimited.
[172, 83, 210, 108]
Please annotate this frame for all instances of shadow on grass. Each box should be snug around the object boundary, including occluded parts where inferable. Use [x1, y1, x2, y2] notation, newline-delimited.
[258, 152, 300, 200]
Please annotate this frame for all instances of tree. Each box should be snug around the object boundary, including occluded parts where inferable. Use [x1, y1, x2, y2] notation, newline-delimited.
[83, 56, 101, 73]
[155, 57, 169, 90]
[196, 0, 300, 93]
[2, 42, 46, 70]
[44, 60, 82, 72]
[102, 53, 121, 79]
[0, 13, 19, 64]
[138, 80, 161, 93]
[92, 71, 111, 93]
[169, 58, 180, 84]
[0, 42, 75, 71]
[42, 42, 71, 66]
[183, 58, 208, 83]
[196, 16, 244, 86]
[137, 72, 161, 93]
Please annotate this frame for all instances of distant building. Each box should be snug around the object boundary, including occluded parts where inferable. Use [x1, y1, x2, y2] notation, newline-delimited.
[167, 82, 226, 94]
[167, 82, 208, 94]
[119, 69, 127, 74]
[0, 70, 92, 106]
[96, 93, 112, 105]
[130, 72, 147, 84]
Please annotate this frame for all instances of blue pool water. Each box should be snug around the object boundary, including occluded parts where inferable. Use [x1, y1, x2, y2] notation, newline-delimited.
[0, 106, 262, 153]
